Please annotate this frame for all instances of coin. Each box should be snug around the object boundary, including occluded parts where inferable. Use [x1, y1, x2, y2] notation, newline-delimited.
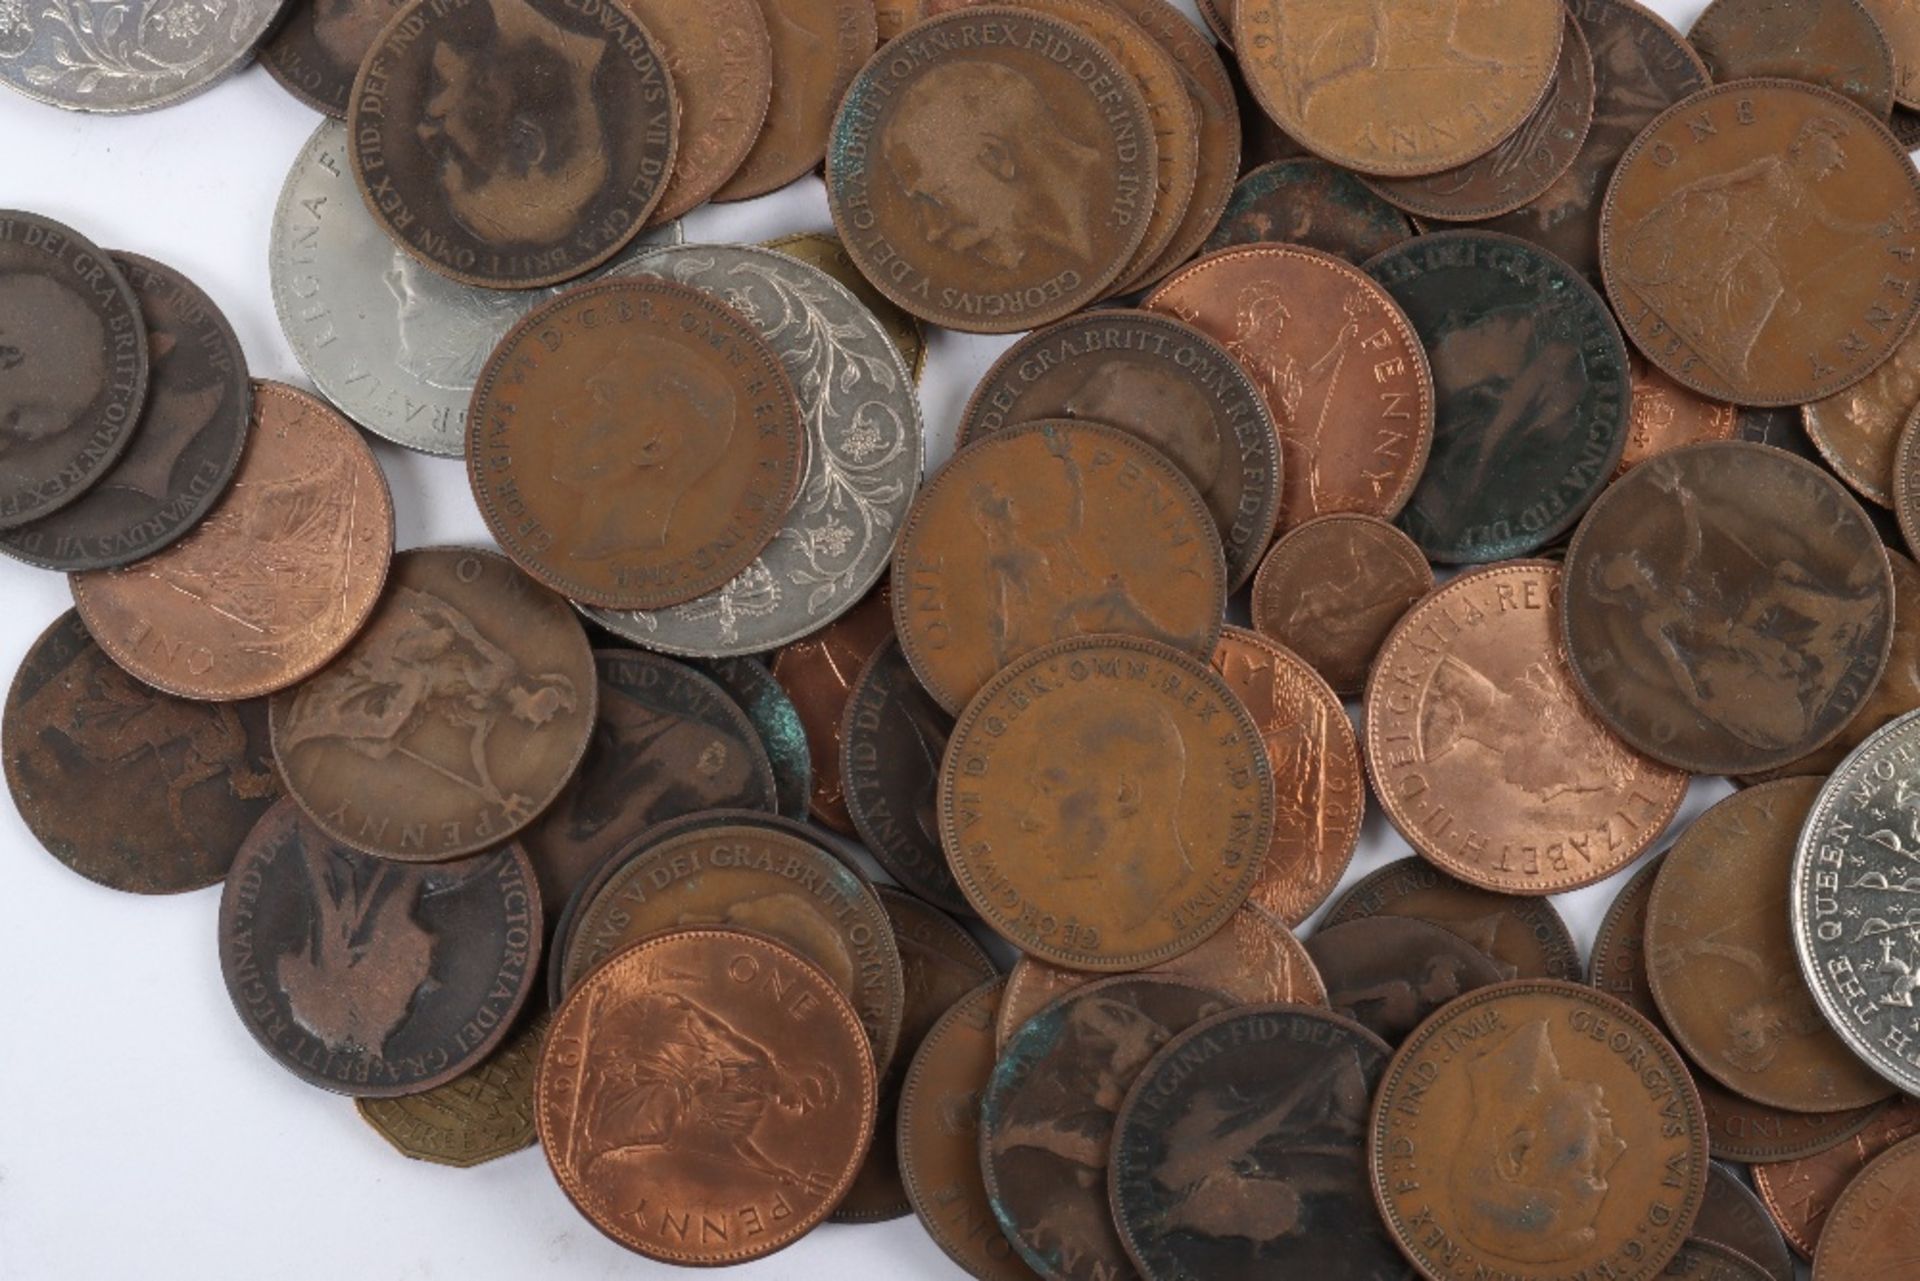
[1696, 1165, 1796, 1281]
[71, 381, 394, 702]
[874, 0, 918, 41]
[982, 976, 1233, 1281]
[693, 655, 812, 821]
[826, 7, 1158, 332]
[1110, 1004, 1411, 1281]
[1210, 627, 1363, 926]
[1322, 855, 1582, 982]
[1146, 244, 1434, 535]
[713, 0, 876, 201]
[218, 798, 540, 1096]
[261, 0, 406, 116]
[467, 277, 805, 611]
[1895, 102, 1920, 144]
[1901, 410, 1920, 555]
[534, 927, 876, 1264]
[625, 0, 773, 221]
[940, 636, 1271, 971]
[1620, 350, 1739, 476]
[1250, 514, 1434, 698]
[0, 0, 284, 110]
[1192, 0, 1228, 45]
[1200, 158, 1415, 265]
[957, 311, 1281, 590]
[1306, 917, 1504, 1047]
[771, 581, 895, 834]
[3, 609, 280, 894]
[1370, 981, 1709, 1281]
[892, 420, 1226, 714]
[0, 212, 146, 531]
[0, 253, 248, 571]
[347, 0, 678, 289]
[1753, 1099, 1920, 1258]
[764, 231, 926, 379]
[1562, 441, 1895, 775]
[1661, 1241, 1775, 1281]
[1690, 0, 1895, 119]
[1814, 1133, 1920, 1280]
[585, 245, 923, 656]
[356, 1011, 547, 1167]
[1862, 0, 1920, 110]
[1803, 319, 1920, 507]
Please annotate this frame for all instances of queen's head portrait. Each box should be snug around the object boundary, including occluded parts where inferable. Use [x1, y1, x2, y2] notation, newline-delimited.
[0, 274, 107, 460]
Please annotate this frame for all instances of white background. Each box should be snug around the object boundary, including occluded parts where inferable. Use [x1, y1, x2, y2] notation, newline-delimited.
[0, 1, 1758, 1276]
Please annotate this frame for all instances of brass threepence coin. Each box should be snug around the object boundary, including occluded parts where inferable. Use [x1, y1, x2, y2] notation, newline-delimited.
[622, 0, 773, 222]
[1562, 441, 1895, 775]
[1621, 350, 1739, 476]
[695, 654, 812, 821]
[4, 609, 280, 894]
[1323, 855, 1582, 982]
[1202, 158, 1415, 264]
[1862, 0, 1920, 109]
[1307, 917, 1505, 1048]
[940, 636, 1272, 971]
[1753, 1099, 1920, 1258]
[1250, 514, 1434, 698]
[713, 0, 877, 201]
[534, 928, 876, 1264]
[764, 231, 926, 378]
[71, 381, 394, 702]
[1690, 0, 1896, 119]
[347, 0, 678, 288]
[356, 1011, 548, 1167]
[1813, 1134, 1920, 1280]
[1803, 321, 1920, 508]
[1697, 1164, 1797, 1281]
[826, 7, 1158, 333]
[467, 278, 804, 611]
[218, 798, 541, 1096]
[771, 580, 894, 834]
[262, 0, 408, 116]
[1370, 981, 1710, 1281]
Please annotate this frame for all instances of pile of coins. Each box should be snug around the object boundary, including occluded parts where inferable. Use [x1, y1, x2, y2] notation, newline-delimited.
[11, 0, 1920, 1275]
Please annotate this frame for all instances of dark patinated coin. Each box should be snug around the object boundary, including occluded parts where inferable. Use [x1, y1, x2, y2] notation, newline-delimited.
[1, 253, 249, 571]
[1200, 158, 1414, 265]
[4, 609, 281, 894]
[1813, 1134, 1920, 1280]
[1110, 1004, 1412, 1281]
[218, 798, 540, 1096]
[0, 211, 147, 531]
[1900, 411, 1920, 557]
[771, 581, 894, 835]
[1696, 1165, 1796, 1281]
[1661, 1241, 1775, 1281]
[356, 1011, 547, 1166]
[1306, 917, 1504, 1047]
[262, 0, 407, 116]
[1250, 514, 1433, 698]
[1754, 1099, 1920, 1259]
[1562, 441, 1895, 775]
[1366, 230, 1631, 563]
[694, 654, 812, 822]
[1690, 0, 1895, 119]
[1322, 855, 1582, 982]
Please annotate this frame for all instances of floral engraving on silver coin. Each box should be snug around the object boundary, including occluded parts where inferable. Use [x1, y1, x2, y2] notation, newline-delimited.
[0, 0, 283, 111]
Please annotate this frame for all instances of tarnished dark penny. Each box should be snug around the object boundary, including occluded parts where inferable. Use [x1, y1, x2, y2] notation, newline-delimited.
[825, 7, 1158, 333]
[694, 655, 812, 821]
[535, 927, 876, 1264]
[714, 0, 877, 201]
[3, 609, 280, 894]
[1251, 514, 1434, 698]
[218, 798, 540, 1097]
[1863, 0, 1920, 110]
[1370, 981, 1710, 1281]
[982, 976, 1233, 1281]
[466, 278, 805, 611]
[356, 1011, 547, 1166]
[1110, 1004, 1411, 1281]
[771, 580, 894, 834]
[1697, 1165, 1796, 1281]
[626, 0, 773, 222]
[958, 311, 1281, 590]
[1561, 441, 1896, 775]
[1146, 245, 1433, 535]
[1691, 0, 1895, 119]
[1210, 627, 1363, 926]
[0, 211, 147, 531]
[1322, 855, 1582, 982]
[764, 231, 926, 380]
[1306, 917, 1503, 1048]
[1814, 1134, 1920, 1280]
[1895, 103, 1920, 145]
[892, 420, 1226, 715]
[1201, 158, 1415, 265]
[1367, 231, 1631, 563]
[71, 381, 395, 702]
[1661, 1241, 1775, 1281]
[1803, 320, 1920, 508]
[270, 547, 598, 863]
[1754, 1099, 1920, 1258]
[261, 0, 407, 116]
[1900, 410, 1920, 556]
[1621, 350, 1739, 477]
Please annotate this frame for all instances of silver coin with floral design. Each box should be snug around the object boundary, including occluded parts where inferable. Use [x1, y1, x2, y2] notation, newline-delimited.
[0, 0, 286, 111]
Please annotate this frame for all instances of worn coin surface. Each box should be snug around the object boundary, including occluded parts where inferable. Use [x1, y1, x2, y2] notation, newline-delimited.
[1306, 917, 1504, 1048]
[1696, 1165, 1796, 1281]
[1691, 0, 1895, 119]
[71, 381, 394, 702]
[0, 0, 285, 110]
[219, 798, 540, 1096]
[1900, 410, 1920, 556]
[1803, 320, 1920, 508]
[4, 609, 281, 894]
[1323, 855, 1582, 982]
[1201, 158, 1415, 264]
[262, 0, 406, 116]
[1621, 350, 1739, 476]
[764, 231, 926, 379]
[356, 1011, 547, 1166]
[771, 581, 894, 834]
[1813, 1133, 1920, 1279]
[1862, 0, 1920, 110]
[623, 0, 772, 221]
[1562, 441, 1895, 775]
[1754, 1099, 1920, 1258]
[714, 0, 876, 201]
[1660, 1241, 1775, 1281]
[1250, 514, 1433, 698]
[694, 655, 812, 822]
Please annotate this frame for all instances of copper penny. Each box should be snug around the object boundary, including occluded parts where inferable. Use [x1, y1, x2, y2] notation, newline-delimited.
[71, 381, 394, 702]
[534, 927, 876, 1264]
[1561, 441, 1896, 775]
[1250, 513, 1434, 698]
[466, 278, 805, 611]
[1235, 0, 1563, 178]
[1697, 1165, 1797, 1281]
[1192, 0, 1228, 45]
[1620, 350, 1739, 477]
[770, 579, 894, 834]
[626, 0, 773, 221]
[1661, 1241, 1775, 1281]
[1370, 980, 1710, 1281]
[1691, 0, 1896, 119]
[347, 0, 679, 289]
[3, 609, 281, 894]
[1754, 1099, 1920, 1258]
[715, 0, 877, 201]
[1899, 407, 1920, 555]
[1322, 855, 1582, 982]
[891, 420, 1226, 715]
[1803, 318, 1920, 507]
[764, 230, 926, 379]
[1209, 626, 1363, 926]
[1813, 1133, 1920, 1279]
[1862, 0, 1920, 110]
[356, 1010, 548, 1167]
[1145, 244, 1434, 535]
[1366, 562, 1686, 895]
[874, 0, 920, 41]
[1306, 916, 1504, 1047]
[261, 0, 407, 116]
[218, 797, 540, 1096]
[1894, 102, 1920, 145]
[1201, 157, 1416, 265]
[825, 7, 1159, 333]
[957, 311, 1281, 591]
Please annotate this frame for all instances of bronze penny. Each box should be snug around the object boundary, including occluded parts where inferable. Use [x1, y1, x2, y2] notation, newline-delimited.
[535, 927, 876, 1264]
[1602, 80, 1920, 406]
[1367, 562, 1686, 895]
[269, 547, 598, 863]
[1661, 1241, 1775, 1281]
[764, 230, 926, 379]
[874, 0, 918, 41]
[1145, 244, 1434, 535]
[261, 0, 407, 116]
[626, 0, 774, 222]
[694, 654, 813, 821]
[1235, 0, 1563, 178]
[957, 311, 1281, 591]
[1561, 440, 1896, 775]
[1803, 318, 1920, 507]
[825, 7, 1159, 333]
[1201, 157, 1416, 265]
[770, 579, 894, 834]
[716, 0, 877, 201]
[1620, 350, 1739, 477]
[466, 278, 806, 611]
[1814, 1134, 1920, 1280]
[1754, 1099, 1920, 1258]
[1647, 779, 1895, 1114]
[1691, 0, 1896, 119]
[3, 609, 281, 894]
[939, 636, 1272, 972]
[1862, 0, 1920, 110]
[1895, 102, 1920, 145]
[1250, 513, 1434, 698]
[1370, 980, 1710, 1281]
[892, 420, 1226, 715]
[1306, 916, 1504, 1047]
[71, 381, 394, 702]
[356, 1011, 548, 1167]
[1900, 406, 1920, 555]
[1322, 855, 1582, 982]
[347, 0, 679, 289]
[218, 797, 541, 1096]
[1697, 1165, 1797, 1281]
[1210, 626, 1363, 927]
